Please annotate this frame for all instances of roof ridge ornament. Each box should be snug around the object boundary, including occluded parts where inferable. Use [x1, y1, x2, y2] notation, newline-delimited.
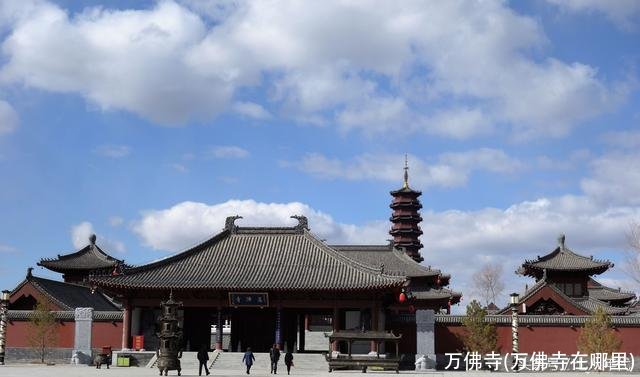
[89, 234, 97, 246]
[290, 215, 309, 232]
[225, 215, 243, 233]
[558, 233, 566, 251]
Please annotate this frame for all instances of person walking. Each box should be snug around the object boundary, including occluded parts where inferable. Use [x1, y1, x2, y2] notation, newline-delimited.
[197, 345, 210, 376]
[284, 351, 294, 375]
[242, 347, 255, 375]
[269, 344, 281, 374]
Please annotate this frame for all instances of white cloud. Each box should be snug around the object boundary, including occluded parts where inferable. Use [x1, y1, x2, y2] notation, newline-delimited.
[232, 101, 271, 120]
[286, 149, 523, 188]
[546, 0, 640, 31]
[109, 216, 124, 227]
[71, 221, 126, 253]
[581, 153, 640, 207]
[208, 145, 249, 159]
[1, 1, 230, 125]
[603, 130, 640, 149]
[93, 144, 131, 158]
[0, 100, 18, 135]
[133, 199, 383, 251]
[0, 1, 623, 139]
[0, 244, 17, 253]
[168, 162, 188, 173]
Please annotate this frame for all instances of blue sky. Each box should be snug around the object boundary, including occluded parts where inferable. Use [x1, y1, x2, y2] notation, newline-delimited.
[1, 0, 639, 307]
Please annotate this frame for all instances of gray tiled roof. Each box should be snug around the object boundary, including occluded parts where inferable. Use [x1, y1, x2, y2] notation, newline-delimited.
[411, 286, 462, 300]
[92, 227, 407, 291]
[435, 314, 640, 326]
[38, 243, 124, 272]
[331, 244, 440, 278]
[13, 275, 120, 311]
[496, 279, 632, 316]
[8, 310, 123, 321]
[519, 237, 611, 277]
[587, 279, 636, 303]
[573, 296, 629, 315]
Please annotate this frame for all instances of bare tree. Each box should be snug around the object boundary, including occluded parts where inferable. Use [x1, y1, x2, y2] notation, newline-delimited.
[624, 222, 640, 286]
[27, 302, 58, 363]
[472, 263, 505, 306]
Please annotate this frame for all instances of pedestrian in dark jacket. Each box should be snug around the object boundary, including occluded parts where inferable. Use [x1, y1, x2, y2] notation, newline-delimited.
[242, 347, 255, 375]
[269, 344, 281, 374]
[197, 345, 210, 376]
[284, 351, 294, 375]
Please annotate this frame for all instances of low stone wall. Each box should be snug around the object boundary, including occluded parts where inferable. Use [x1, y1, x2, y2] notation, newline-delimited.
[5, 347, 73, 364]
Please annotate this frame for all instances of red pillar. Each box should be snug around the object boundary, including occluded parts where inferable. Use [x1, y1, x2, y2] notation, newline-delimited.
[332, 307, 339, 352]
[275, 306, 283, 350]
[215, 308, 223, 351]
[370, 306, 378, 353]
[121, 301, 131, 350]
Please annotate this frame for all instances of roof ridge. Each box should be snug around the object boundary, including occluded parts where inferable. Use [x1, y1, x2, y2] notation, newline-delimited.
[113, 228, 231, 275]
[302, 229, 407, 281]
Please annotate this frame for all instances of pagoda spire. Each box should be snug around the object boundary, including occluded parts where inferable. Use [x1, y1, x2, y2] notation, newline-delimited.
[403, 154, 409, 189]
[389, 156, 424, 263]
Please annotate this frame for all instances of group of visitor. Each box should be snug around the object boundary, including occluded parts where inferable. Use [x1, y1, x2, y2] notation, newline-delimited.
[243, 344, 294, 375]
[196, 344, 294, 376]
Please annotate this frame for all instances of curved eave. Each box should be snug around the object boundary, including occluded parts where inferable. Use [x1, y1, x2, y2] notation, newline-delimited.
[521, 264, 610, 277]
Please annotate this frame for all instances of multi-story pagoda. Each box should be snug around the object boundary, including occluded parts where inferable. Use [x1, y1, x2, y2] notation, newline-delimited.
[504, 234, 636, 315]
[38, 234, 126, 283]
[390, 157, 424, 263]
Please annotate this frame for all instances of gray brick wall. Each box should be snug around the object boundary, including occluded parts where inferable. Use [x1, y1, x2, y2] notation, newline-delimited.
[6, 347, 73, 364]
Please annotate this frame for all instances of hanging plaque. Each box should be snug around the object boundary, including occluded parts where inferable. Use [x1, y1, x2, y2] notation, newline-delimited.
[229, 292, 269, 307]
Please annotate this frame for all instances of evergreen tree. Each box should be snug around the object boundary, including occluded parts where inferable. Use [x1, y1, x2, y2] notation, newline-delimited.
[27, 302, 58, 363]
[577, 306, 622, 355]
[462, 300, 497, 355]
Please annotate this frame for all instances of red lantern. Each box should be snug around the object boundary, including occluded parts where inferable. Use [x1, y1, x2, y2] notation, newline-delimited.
[399, 292, 407, 303]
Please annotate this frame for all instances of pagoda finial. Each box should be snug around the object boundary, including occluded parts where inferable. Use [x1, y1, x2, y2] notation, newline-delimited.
[89, 234, 97, 245]
[403, 154, 409, 189]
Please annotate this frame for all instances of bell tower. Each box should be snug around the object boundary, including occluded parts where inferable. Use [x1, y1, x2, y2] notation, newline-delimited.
[389, 156, 424, 263]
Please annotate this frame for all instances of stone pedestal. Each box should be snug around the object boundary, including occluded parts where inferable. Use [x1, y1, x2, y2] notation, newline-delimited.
[72, 308, 93, 365]
[415, 309, 435, 370]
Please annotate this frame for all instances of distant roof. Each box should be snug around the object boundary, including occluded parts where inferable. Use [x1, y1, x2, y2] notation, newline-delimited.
[38, 235, 125, 273]
[497, 277, 632, 316]
[587, 279, 636, 303]
[518, 234, 612, 278]
[331, 244, 440, 278]
[92, 220, 407, 292]
[12, 274, 120, 311]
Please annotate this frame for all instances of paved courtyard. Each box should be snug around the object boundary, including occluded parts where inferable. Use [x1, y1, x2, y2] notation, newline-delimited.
[0, 365, 636, 377]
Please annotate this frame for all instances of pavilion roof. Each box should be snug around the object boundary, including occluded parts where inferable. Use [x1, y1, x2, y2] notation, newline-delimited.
[518, 234, 612, 279]
[91, 219, 407, 292]
[11, 273, 120, 311]
[38, 235, 125, 273]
